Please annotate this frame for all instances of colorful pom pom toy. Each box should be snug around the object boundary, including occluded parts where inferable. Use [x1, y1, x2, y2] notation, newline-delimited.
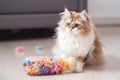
[22, 56, 77, 76]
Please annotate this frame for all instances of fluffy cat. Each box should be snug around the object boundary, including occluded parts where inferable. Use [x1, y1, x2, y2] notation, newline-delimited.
[52, 8, 103, 72]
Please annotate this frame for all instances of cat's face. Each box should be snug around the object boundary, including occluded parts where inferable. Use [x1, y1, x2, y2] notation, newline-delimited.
[59, 8, 91, 36]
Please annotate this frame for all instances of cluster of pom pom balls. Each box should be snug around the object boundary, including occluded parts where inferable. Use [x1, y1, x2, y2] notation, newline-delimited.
[19, 45, 77, 76]
[22, 56, 68, 76]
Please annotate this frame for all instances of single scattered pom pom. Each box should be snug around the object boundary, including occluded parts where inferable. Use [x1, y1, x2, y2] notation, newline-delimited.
[15, 46, 25, 57]
[35, 45, 43, 53]
[22, 56, 69, 76]
[16, 46, 25, 53]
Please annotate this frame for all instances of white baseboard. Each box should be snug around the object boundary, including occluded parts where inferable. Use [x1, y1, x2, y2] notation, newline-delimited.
[91, 17, 120, 25]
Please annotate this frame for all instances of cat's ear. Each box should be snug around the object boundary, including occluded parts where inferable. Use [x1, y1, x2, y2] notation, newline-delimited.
[64, 8, 71, 16]
[80, 10, 88, 21]
[60, 7, 71, 17]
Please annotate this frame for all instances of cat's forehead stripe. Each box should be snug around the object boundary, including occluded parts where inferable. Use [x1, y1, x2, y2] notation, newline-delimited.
[70, 11, 80, 19]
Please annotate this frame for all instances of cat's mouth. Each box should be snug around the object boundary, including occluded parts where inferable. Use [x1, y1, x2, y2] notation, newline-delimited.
[69, 27, 75, 31]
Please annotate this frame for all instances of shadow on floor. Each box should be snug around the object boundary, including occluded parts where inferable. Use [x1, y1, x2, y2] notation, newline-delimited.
[84, 55, 120, 72]
[0, 28, 55, 41]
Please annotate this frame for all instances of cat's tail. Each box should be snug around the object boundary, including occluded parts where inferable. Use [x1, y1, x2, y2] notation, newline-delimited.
[87, 44, 103, 65]
[87, 29, 104, 65]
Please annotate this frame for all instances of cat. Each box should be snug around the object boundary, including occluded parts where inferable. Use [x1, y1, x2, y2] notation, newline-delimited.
[52, 8, 103, 72]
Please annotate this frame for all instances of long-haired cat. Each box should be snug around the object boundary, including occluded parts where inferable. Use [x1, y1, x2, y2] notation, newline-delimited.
[52, 8, 103, 72]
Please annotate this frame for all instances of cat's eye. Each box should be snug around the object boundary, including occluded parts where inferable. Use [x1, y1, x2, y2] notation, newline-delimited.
[67, 23, 70, 26]
[74, 23, 79, 27]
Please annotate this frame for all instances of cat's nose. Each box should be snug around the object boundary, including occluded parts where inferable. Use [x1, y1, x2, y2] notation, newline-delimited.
[70, 28, 72, 31]
[70, 27, 74, 31]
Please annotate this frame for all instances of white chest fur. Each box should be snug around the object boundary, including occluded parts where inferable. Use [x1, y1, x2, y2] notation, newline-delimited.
[57, 30, 95, 58]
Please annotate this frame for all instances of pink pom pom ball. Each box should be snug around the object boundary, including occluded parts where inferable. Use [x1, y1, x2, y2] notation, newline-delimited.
[16, 46, 25, 53]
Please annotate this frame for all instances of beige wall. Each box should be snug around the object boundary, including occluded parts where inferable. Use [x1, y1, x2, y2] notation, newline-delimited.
[88, 0, 120, 25]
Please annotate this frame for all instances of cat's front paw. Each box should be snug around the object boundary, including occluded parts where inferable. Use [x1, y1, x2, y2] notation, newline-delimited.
[76, 67, 83, 73]
[76, 61, 84, 73]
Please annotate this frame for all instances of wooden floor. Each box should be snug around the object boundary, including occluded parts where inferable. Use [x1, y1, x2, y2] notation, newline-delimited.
[0, 27, 120, 80]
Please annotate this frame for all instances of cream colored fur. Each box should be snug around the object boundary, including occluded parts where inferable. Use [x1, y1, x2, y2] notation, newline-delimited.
[52, 8, 103, 72]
